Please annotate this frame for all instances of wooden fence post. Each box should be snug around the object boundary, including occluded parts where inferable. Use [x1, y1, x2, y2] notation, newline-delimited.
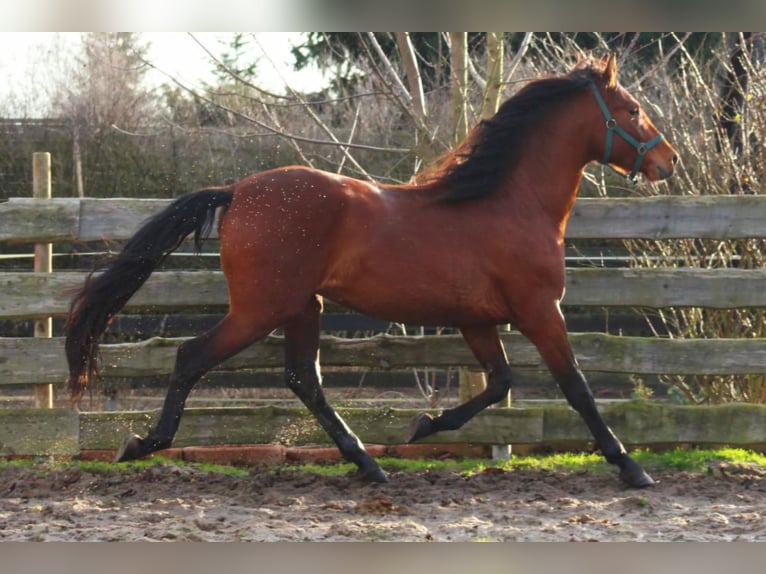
[458, 329, 512, 460]
[493, 324, 513, 459]
[33, 152, 53, 409]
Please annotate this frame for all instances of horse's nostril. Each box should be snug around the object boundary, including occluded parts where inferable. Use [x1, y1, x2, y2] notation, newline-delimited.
[672, 154, 679, 165]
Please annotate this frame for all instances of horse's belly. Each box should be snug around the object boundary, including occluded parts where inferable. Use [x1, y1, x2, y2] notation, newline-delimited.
[319, 280, 509, 327]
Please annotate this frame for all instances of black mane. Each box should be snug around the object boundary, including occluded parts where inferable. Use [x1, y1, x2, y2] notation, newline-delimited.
[438, 66, 601, 202]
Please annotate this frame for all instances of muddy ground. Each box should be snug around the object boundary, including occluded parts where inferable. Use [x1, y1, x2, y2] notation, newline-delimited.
[1, 460, 764, 541]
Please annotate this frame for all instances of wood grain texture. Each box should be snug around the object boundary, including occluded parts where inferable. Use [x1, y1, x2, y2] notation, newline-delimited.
[3, 333, 766, 386]
[5, 196, 766, 242]
[36, 402, 766, 451]
[4, 267, 766, 320]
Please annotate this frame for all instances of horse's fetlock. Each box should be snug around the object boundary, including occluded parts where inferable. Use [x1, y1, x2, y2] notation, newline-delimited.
[603, 449, 628, 466]
[145, 434, 173, 452]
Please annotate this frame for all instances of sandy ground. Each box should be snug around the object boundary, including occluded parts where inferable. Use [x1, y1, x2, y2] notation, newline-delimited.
[1, 460, 765, 542]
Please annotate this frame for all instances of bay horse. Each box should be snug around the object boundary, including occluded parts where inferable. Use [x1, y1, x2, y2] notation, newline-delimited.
[65, 54, 677, 487]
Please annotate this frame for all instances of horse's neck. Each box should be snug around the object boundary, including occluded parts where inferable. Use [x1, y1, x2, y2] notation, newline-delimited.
[509, 152, 587, 238]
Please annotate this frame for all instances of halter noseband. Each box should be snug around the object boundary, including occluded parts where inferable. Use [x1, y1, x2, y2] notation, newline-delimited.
[590, 81, 665, 183]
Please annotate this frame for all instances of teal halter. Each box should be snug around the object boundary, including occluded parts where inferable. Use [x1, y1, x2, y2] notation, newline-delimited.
[590, 81, 665, 183]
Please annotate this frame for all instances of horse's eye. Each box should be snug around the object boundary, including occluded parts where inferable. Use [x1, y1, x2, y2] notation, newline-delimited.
[630, 107, 640, 117]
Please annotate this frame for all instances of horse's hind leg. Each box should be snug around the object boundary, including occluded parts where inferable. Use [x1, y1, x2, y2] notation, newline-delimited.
[115, 314, 269, 462]
[283, 296, 388, 483]
[519, 304, 654, 488]
[407, 325, 513, 441]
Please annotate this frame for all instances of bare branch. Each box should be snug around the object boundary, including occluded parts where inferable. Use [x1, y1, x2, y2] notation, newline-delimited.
[187, 33, 291, 101]
[395, 32, 427, 119]
[365, 32, 412, 104]
[255, 38, 372, 179]
[629, 32, 693, 89]
[253, 35, 372, 178]
[467, 54, 487, 91]
[141, 55, 411, 155]
[357, 33, 437, 162]
[505, 32, 533, 82]
[337, 102, 362, 174]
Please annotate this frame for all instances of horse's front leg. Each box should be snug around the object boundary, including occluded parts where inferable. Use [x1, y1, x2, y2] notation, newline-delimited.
[407, 325, 512, 441]
[518, 303, 655, 488]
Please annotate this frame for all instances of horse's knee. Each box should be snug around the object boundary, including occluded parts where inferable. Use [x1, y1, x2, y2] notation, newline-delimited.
[285, 360, 320, 386]
[172, 338, 210, 383]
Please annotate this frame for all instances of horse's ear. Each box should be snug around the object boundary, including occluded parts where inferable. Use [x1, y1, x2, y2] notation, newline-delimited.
[601, 53, 618, 88]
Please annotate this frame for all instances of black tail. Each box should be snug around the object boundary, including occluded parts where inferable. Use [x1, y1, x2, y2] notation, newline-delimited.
[65, 187, 233, 403]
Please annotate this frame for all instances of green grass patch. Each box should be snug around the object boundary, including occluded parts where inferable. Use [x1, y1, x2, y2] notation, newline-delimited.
[1, 447, 764, 478]
[633, 447, 766, 472]
[286, 447, 766, 478]
[0, 455, 249, 477]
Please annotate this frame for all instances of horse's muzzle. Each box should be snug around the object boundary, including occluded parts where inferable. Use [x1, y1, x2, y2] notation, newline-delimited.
[655, 154, 678, 181]
[656, 164, 674, 180]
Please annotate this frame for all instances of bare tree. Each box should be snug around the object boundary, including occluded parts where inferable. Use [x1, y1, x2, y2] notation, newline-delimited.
[53, 33, 158, 133]
[49, 33, 161, 197]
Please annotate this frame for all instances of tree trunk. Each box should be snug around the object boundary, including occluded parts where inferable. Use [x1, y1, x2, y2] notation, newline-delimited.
[395, 32, 427, 120]
[449, 32, 469, 145]
[480, 33, 504, 120]
[394, 32, 434, 166]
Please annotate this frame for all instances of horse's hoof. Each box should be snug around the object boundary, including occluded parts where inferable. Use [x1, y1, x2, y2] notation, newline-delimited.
[357, 465, 389, 483]
[114, 434, 145, 463]
[406, 412, 434, 443]
[620, 466, 656, 488]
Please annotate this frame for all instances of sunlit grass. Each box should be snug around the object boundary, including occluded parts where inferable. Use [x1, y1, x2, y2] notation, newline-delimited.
[0, 455, 250, 477]
[279, 447, 766, 478]
[634, 447, 766, 472]
[1, 447, 764, 478]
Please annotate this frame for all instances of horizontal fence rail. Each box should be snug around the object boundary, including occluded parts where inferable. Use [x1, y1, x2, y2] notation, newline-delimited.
[6, 195, 766, 242]
[4, 333, 766, 386]
[3, 402, 766, 456]
[5, 268, 766, 320]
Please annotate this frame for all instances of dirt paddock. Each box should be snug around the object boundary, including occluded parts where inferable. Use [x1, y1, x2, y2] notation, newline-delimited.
[1, 458, 765, 541]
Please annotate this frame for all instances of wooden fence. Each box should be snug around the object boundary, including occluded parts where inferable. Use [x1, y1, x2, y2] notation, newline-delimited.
[3, 193, 766, 455]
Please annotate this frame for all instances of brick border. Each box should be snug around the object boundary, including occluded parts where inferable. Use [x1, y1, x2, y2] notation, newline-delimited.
[77, 443, 493, 466]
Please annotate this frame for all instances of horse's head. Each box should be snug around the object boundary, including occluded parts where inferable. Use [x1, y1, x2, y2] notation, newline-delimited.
[588, 54, 678, 183]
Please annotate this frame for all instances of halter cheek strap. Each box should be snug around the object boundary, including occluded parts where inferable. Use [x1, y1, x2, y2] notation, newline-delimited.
[590, 81, 665, 183]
